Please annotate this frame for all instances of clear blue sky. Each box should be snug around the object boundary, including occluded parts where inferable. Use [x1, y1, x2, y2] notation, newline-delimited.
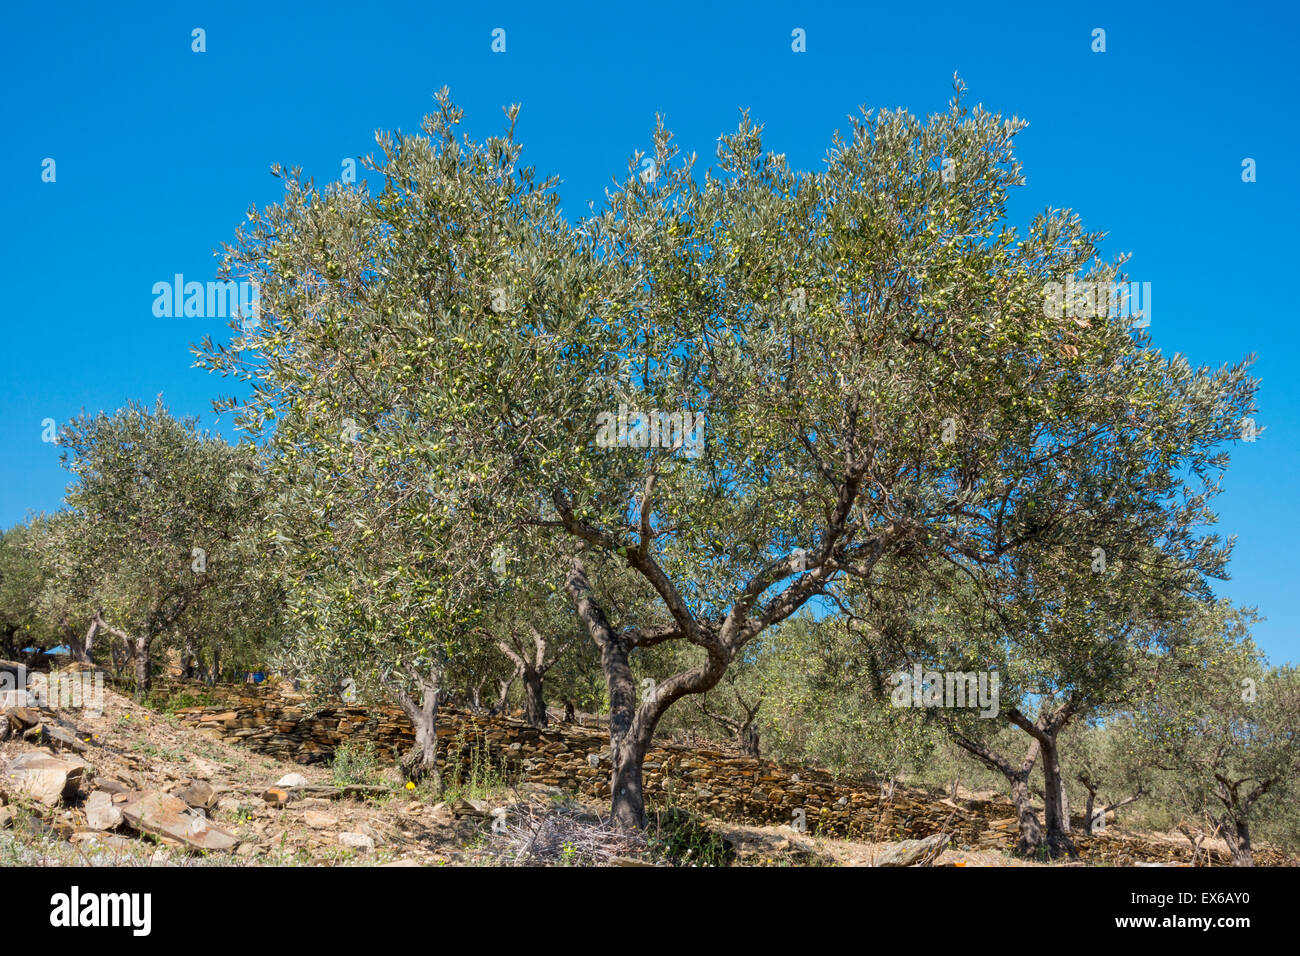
[3, 1, 1296, 664]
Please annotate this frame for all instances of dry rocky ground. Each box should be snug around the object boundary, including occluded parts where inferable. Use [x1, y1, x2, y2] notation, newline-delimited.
[0, 682, 1280, 868]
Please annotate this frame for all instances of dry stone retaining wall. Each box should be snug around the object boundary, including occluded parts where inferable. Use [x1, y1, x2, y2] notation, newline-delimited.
[166, 681, 1292, 865]
[170, 681, 1001, 843]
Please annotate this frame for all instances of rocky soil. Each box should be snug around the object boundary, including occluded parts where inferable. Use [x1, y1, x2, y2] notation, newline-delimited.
[1, 680, 1292, 867]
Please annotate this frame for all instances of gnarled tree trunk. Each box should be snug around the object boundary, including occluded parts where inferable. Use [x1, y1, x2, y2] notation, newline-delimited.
[1079, 775, 1144, 834]
[1009, 775, 1045, 855]
[63, 617, 98, 665]
[492, 675, 513, 715]
[132, 635, 152, 697]
[396, 674, 442, 794]
[564, 554, 731, 829]
[602, 631, 643, 829]
[697, 691, 762, 757]
[953, 729, 1049, 856]
[522, 667, 547, 728]
[1039, 734, 1074, 857]
[467, 677, 486, 714]
[1220, 816, 1254, 867]
[494, 625, 558, 730]
[1211, 775, 1275, 867]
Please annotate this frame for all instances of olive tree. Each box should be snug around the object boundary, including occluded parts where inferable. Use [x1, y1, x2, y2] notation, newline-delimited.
[521, 84, 1253, 828]
[1132, 603, 1300, 865]
[196, 91, 602, 783]
[0, 519, 62, 663]
[1063, 718, 1150, 835]
[201, 82, 1256, 830]
[855, 543, 1221, 858]
[463, 560, 587, 727]
[51, 400, 270, 697]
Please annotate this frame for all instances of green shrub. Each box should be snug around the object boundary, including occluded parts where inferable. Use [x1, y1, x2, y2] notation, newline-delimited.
[331, 739, 386, 788]
[646, 808, 734, 867]
[440, 730, 514, 801]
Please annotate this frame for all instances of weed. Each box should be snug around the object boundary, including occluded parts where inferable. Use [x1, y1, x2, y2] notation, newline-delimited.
[646, 808, 734, 867]
[331, 739, 387, 789]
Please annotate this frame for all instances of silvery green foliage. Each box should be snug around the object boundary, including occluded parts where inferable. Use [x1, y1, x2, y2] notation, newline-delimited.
[198, 91, 598, 703]
[198, 83, 1258, 821]
[1129, 603, 1300, 862]
[43, 400, 277, 686]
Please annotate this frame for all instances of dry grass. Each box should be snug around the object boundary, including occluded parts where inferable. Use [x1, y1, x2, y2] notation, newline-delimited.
[490, 798, 650, 866]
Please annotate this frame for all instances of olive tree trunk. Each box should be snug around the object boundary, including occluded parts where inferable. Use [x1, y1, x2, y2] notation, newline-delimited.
[1039, 734, 1074, 857]
[1009, 775, 1046, 855]
[396, 674, 443, 794]
[522, 667, 547, 728]
[953, 730, 1049, 856]
[1211, 775, 1277, 867]
[563, 555, 730, 829]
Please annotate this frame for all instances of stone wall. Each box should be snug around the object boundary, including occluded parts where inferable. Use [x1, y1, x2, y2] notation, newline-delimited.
[166, 681, 1293, 864]
[170, 681, 1006, 843]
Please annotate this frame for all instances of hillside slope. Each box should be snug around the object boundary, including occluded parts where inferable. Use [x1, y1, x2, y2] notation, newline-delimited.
[1, 681, 1291, 867]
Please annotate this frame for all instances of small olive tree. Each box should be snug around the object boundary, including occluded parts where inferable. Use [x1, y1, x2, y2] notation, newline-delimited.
[1133, 603, 1300, 865]
[47, 401, 271, 696]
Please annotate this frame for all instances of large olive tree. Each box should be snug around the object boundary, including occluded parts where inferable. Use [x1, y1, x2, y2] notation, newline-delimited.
[202, 82, 1256, 829]
[504, 85, 1253, 828]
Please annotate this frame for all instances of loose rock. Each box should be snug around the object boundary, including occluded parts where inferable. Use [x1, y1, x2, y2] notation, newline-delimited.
[120, 792, 239, 853]
[874, 832, 949, 867]
[84, 791, 123, 831]
[338, 831, 375, 852]
[1, 752, 85, 806]
[174, 780, 217, 811]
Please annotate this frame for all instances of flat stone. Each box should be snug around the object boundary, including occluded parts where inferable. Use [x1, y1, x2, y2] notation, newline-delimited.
[304, 810, 335, 828]
[174, 780, 217, 810]
[1, 752, 84, 806]
[120, 792, 239, 853]
[449, 797, 493, 817]
[70, 831, 136, 850]
[276, 772, 310, 788]
[338, 831, 374, 852]
[874, 832, 949, 867]
[84, 791, 123, 830]
[7, 707, 42, 730]
[92, 777, 131, 795]
[41, 724, 90, 754]
[188, 757, 222, 778]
